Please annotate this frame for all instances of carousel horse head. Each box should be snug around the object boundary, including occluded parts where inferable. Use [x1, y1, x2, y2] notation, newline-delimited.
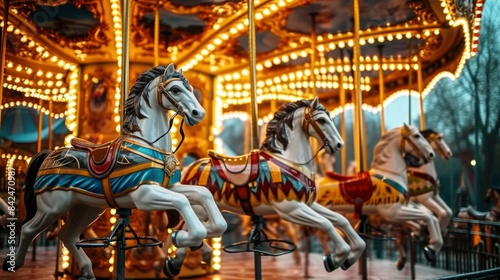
[420, 129, 452, 160]
[261, 97, 343, 155]
[485, 186, 500, 204]
[374, 124, 434, 168]
[122, 63, 205, 135]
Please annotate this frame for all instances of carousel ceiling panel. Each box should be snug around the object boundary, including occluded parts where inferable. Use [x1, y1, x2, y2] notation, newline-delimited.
[284, 0, 416, 34]
[10, 1, 112, 61]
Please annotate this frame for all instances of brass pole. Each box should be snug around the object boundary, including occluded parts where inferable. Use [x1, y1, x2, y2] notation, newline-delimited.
[37, 99, 43, 152]
[154, 0, 160, 66]
[48, 98, 53, 150]
[120, 0, 131, 134]
[248, 0, 259, 150]
[339, 48, 347, 174]
[352, 0, 366, 172]
[408, 38, 413, 125]
[377, 45, 385, 134]
[310, 13, 317, 97]
[418, 55, 425, 129]
[0, 0, 10, 129]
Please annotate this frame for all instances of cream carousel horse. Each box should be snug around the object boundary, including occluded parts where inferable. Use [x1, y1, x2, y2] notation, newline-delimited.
[164, 98, 366, 277]
[316, 124, 443, 262]
[2, 64, 227, 279]
[394, 129, 453, 269]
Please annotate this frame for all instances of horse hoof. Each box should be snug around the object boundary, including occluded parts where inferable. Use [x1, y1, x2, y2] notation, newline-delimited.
[171, 230, 179, 247]
[190, 242, 203, 251]
[3, 258, 15, 272]
[341, 259, 352, 271]
[423, 247, 436, 262]
[323, 254, 339, 272]
[163, 257, 181, 279]
[396, 256, 406, 270]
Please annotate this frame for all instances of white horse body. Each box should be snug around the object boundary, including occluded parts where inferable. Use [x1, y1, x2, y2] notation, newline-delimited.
[3, 64, 227, 280]
[173, 98, 366, 275]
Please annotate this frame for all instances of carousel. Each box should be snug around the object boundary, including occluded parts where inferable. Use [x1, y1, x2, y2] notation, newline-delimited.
[1, 0, 499, 279]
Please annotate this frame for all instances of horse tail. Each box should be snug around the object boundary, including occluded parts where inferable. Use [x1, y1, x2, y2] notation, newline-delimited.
[24, 150, 51, 224]
[165, 210, 182, 229]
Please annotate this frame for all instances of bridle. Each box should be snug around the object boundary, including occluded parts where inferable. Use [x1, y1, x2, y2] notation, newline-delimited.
[297, 106, 335, 165]
[146, 76, 190, 152]
[401, 126, 428, 164]
[427, 133, 447, 158]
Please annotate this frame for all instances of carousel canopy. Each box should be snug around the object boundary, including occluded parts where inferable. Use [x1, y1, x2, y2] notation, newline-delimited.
[0, 0, 472, 109]
[0, 107, 69, 143]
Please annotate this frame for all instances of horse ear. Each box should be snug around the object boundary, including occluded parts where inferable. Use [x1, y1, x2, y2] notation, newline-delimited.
[164, 63, 176, 76]
[311, 96, 319, 108]
[403, 123, 411, 131]
[179, 68, 183, 75]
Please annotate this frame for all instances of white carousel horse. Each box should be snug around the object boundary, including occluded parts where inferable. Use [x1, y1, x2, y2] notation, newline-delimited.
[394, 129, 453, 269]
[407, 129, 453, 234]
[165, 98, 366, 277]
[2, 64, 227, 280]
[316, 124, 444, 262]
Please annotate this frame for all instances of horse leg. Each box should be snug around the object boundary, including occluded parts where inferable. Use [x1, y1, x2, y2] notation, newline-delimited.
[130, 185, 207, 248]
[395, 229, 406, 270]
[378, 204, 443, 262]
[433, 194, 453, 235]
[58, 205, 104, 280]
[169, 184, 227, 237]
[309, 202, 366, 270]
[164, 223, 213, 279]
[4, 193, 68, 271]
[272, 201, 350, 272]
[279, 219, 301, 264]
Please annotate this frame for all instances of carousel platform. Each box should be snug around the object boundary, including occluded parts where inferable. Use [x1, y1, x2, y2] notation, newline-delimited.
[0, 246, 455, 280]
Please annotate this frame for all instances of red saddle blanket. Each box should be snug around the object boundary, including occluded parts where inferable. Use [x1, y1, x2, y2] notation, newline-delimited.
[325, 171, 373, 218]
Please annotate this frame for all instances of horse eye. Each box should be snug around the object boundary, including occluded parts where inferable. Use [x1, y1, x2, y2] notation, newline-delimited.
[316, 118, 326, 124]
[414, 134, 420, 138]
[170, 87, 180, 94]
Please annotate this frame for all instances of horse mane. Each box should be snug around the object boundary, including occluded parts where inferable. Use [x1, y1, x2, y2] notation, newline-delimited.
[122, 66, 166, 134]
[260, 99, 328, 153]
[372, 126, 409, 166]
[420, 129, 437, 139]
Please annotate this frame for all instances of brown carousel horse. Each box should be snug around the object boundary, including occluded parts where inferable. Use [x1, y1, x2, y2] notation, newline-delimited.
[164, 98, 366, 277]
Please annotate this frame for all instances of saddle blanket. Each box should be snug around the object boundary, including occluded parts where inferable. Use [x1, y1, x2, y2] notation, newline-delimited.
[34, 139, 180, 201]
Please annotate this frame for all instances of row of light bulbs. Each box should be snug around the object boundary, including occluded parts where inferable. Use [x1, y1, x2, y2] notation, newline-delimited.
[111, 0, 123, 134]
[0, 101, 66, 118]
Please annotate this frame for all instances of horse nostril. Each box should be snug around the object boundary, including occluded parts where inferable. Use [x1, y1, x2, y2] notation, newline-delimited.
[192, 110, 199, 116]
[429, 152, 434, 159]
[336, 142, 343, 149]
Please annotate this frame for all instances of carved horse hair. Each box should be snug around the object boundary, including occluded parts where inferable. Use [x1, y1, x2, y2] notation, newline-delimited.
[2, 64, 227, 280]
[163, 98, 366, 277]
[315, 124, 443, 262]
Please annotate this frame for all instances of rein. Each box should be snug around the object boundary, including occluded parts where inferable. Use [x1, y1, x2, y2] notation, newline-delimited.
[136, 76, 188, 153]
[401, 126, 426, 163]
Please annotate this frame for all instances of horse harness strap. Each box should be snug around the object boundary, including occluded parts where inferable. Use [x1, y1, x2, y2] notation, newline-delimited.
[372, 173, 409, 201]
[302, 107, 328, 147]
[401, 126, 422, 158]
[157, 77, 184, 114]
